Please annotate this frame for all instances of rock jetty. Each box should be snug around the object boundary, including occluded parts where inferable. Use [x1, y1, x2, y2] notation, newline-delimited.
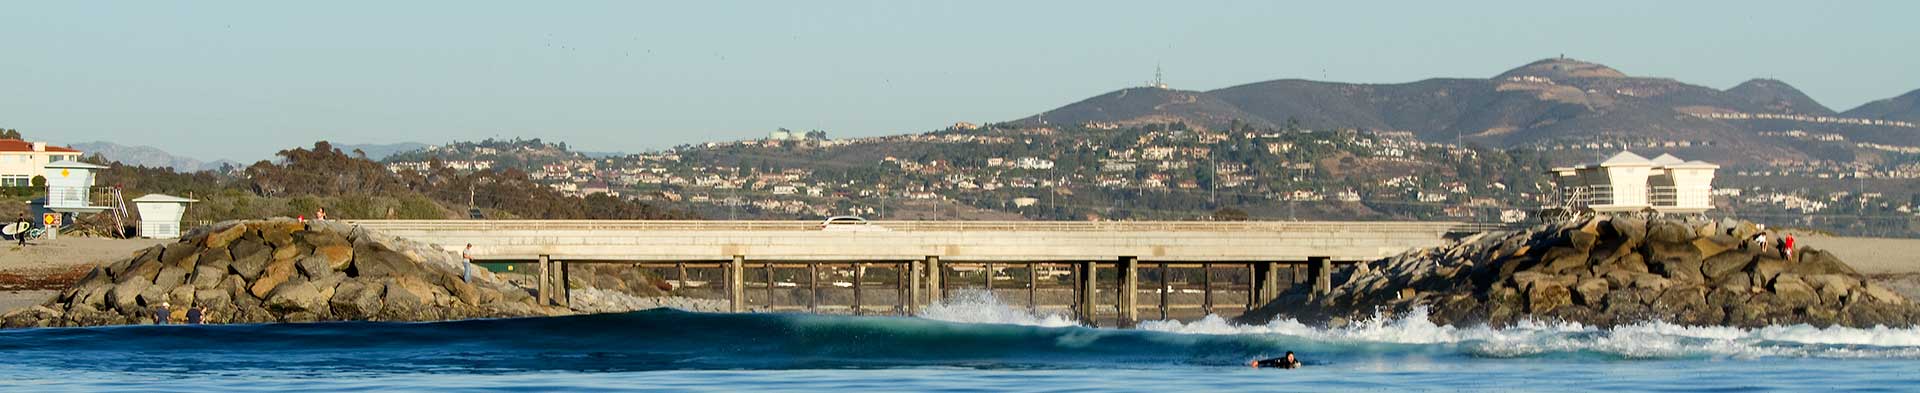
[3, 219, 563, 328]
[1240, 215, 1920, 328]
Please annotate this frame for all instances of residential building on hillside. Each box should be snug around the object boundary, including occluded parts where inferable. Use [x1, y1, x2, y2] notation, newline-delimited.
[0, 140, 83, 187]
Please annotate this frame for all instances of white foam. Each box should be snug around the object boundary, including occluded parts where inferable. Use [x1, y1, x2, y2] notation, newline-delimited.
[917, 294, 1920, 359]
[915, 290, 1079, 328]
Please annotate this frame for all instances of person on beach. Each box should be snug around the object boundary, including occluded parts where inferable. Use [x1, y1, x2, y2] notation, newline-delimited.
[462, 244, 474, 283]
[13, 214, 28, 246]
[316, 207, 327, 221]
[1251, 351, 1301, 369]
[185, 305, 204, 325]
[1782, 234, 1795, 260]
[1752, 233, 1768, 255]
[153, 302, 171, 325]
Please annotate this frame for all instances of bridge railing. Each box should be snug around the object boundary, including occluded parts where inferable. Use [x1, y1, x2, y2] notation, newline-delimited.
[347, 219, 1507, 234]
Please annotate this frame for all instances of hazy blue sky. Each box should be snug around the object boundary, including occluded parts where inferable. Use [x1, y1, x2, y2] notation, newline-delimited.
[4, 1, 1916, 161]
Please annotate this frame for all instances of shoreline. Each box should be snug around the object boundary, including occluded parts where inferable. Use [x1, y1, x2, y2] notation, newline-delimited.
[6, 232, 1920, 325]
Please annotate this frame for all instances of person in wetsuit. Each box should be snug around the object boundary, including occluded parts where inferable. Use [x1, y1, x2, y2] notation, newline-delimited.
[1251, 351, 1301, 369]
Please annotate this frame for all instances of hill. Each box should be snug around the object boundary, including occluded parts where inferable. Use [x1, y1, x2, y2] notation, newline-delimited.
[1010, 58, 1919, 166]
[72, 142, 237, 172]
[1843, 88, 1920, 123]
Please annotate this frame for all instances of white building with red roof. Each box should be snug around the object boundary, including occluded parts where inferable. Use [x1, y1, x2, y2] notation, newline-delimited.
[0, 139, 83, 187]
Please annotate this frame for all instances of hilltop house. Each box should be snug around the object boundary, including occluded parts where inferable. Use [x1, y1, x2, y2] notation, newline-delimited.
[0, 140, 83, 187]
[1551, 151, 1718, 213]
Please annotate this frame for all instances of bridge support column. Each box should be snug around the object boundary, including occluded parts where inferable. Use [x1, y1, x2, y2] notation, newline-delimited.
[924, 256, 941, 306]
[1120, 257, 1138, 328]
[907, 260, 921, 314]
[1258, 261, 1279, 304]
[560, 261, 570, 308]
[1078, 261, 1098, 327]
[1309, 256, 1332, 299]
[729, 255, 745, 313]
[537, 255, 550, 306]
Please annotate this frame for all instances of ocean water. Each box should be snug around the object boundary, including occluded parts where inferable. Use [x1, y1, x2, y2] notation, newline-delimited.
[3, 292, 1919, 392]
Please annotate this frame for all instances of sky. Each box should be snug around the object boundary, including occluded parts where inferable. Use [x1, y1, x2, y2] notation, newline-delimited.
[3, 1, 1917, 161]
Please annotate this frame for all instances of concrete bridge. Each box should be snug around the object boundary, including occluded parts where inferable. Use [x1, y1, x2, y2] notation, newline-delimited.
[349, 220, 1500, 326]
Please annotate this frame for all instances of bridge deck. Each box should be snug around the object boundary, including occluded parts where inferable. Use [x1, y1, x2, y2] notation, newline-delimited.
[348, 220, 1494, 262]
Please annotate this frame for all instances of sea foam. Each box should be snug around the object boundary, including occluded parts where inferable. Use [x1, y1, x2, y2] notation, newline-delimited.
[919, 290, 1920, 360]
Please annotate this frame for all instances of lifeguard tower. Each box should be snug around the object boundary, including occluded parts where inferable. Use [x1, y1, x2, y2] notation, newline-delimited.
[35, 160, 111, 239]
[1551, 151, 1718, 214]
[132, 194, 198, 239]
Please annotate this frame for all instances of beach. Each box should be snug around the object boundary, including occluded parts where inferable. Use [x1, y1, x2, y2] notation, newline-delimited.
[0, 237, 168, 314]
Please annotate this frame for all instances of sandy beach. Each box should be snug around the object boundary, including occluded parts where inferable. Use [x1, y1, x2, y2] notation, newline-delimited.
[0, 237, 168, 314]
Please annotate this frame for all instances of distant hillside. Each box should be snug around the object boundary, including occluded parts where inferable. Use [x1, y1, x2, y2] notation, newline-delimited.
[1010, 58, 1920, 166]
[335, 142, 428, 160]
[72, 141, 236, 172]
[1843, 88, 1920, 123]
[1726, 78, 1835, 116]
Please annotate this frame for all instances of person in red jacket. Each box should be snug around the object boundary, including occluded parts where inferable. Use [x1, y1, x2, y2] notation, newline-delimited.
[1782, 234, 1796, 260]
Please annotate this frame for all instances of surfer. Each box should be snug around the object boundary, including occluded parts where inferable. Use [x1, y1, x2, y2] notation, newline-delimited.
[12, 214, 28, 246]
[1250, 351, 1301, 369]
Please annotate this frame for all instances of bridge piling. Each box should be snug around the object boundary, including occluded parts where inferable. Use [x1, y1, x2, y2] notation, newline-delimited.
[853, 262, 865, 316]
[1158, 263, 1169, 320]
[1027, 263, 1039, 314]
[1120, 257, 1138, 327]
[808, 262, 819, 313]
[907, 260, 921, 314]
[1078, 261, 1098, 327]
[1258, 261, 1279, 304]
[561, 261, 571, 308]
[728, 256, 745, 313]
[925, 256, 942, 305]
[1309, 256, 1332, 299]
[537, 255, 550, 306]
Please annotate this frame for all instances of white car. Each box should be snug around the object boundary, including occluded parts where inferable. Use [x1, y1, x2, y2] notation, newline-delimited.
[820, 216, 887, 232]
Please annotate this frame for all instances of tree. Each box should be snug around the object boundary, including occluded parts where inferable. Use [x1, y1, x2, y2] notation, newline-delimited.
[30, 176, 45, 188]
[1211, 207, 1249, 221]
[0, 128, 20, 140]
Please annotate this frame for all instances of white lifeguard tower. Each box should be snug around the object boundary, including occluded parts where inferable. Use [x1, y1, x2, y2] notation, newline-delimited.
[38, 160, 112, 239]
[132, 194, 197, 239]
[1551, 151, 1718, 213]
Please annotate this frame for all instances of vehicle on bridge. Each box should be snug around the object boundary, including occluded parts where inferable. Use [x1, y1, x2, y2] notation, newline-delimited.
[819, 215, 887, 232]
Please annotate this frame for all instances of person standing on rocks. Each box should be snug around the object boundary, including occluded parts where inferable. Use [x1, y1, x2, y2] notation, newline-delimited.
[186, 305, 204, 325]
[152, 302, 171, 325]
[463, 243, 474, 283]
[1753, 233, 1769, 255]
[1782, 234, 1796, 260]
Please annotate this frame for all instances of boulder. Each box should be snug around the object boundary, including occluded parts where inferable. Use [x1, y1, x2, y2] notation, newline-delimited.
[297, 254, 341, 281]
[1770, 274, 1818, 306]
[203, 223, 250, 249]
[194, 288, 231, 310]
[1511, 271, 1578, 292]
[1701, 252, 1755, 282]
[249, 256, 300, 298]
[189, 264, 227, 290]
[108, 279, 151, 315]
[1693, 236, 1736, 259]
[329, 280, 385, 320]
[1613, 253, 1649, 274]
[1802, 274, 1858, 305]
[229, 240, 273, 280]
[1861, 283, 1909, 305]
[314, 244, 354, 272]
[1574, 278, 1610, 307]
[1537, 247, 1589, 274]
[259, 220, 302, 247]
[352, 241, 424, 278]
[264, 279, 327, 314]
[1748, 257, 1786, 288]
[1788, 250, 1859, 276]
[1648, 221, 1697, 244]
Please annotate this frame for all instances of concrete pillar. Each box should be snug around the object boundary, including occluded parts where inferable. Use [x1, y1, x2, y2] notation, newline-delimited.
[729, 255, 745, 313]
[1027, 263, 1040, 313]
[1310, 256, 1332, 298]
[1079, 261, 1098, 327]
[925, 256, 942, 305]
[1120, 257, 1138, 327]
[907, 260, 921, 314]
[807, 262, 819, 313]
[560, 261, 571, 308]
[537, 255, 550, 306]
[1260, 261, 1280, 304]
[853, 262, 866, 316]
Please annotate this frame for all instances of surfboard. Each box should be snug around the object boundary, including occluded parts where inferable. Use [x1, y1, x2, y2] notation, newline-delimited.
[2, 223, 21, 236]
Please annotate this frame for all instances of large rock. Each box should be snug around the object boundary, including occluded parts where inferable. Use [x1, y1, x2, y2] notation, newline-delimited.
[1789, 250, 1859, 276]
[329, 280, 386, 320]
[1770, 274, 1818, 306]
[1702, 252, 1755, 282]
[1648, 221, 1697, 244]
[203, 223, 250, 249]
[264, 279, 327, 314]
[1574, 278, 1611, 307]
[249, 255, 301, 298]
[229, 240, 272, 280]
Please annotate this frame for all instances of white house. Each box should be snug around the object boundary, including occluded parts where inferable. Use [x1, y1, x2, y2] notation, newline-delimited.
[132, 194, 197, 239]
[0, 140, 83, 187]
[1551, 151, 1718, 213]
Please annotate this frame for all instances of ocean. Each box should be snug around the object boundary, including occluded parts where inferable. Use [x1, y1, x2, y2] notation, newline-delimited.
[3, 292, 1918, 392]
